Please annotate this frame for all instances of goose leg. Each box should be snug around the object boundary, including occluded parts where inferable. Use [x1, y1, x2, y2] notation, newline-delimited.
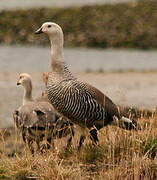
[22, 130, 27, 143]
[36, 139, 41, 152]
[27, 139, 34, 154]
[78, 135, 86, 151]
[89, 128, 99, 146]
[65, 135, 73, 150]
[22, 129, 34, 154]
[39, 136, 53, 153]
[65, 127, 75, 149]
[47, 137, 54, 149]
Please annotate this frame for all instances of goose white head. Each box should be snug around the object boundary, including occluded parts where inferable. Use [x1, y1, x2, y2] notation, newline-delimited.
[35, 22, 64, 64]
[35, 22, 63, 37]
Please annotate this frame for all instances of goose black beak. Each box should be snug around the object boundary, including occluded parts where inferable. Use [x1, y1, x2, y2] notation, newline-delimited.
[35, 27, 43, 34]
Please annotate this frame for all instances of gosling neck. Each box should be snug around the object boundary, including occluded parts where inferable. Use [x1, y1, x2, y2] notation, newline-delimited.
[22, 82, 33, 105]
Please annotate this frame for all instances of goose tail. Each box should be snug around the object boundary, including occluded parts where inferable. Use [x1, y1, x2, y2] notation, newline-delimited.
[113, 115, 141, 130]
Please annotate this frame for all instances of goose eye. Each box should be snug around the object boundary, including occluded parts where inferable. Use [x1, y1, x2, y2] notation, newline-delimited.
[48, 25, 51, 28]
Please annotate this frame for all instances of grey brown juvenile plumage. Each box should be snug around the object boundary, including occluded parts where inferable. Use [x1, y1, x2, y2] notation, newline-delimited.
[35, 22, 139, 147]
[13, 73, 74, 153]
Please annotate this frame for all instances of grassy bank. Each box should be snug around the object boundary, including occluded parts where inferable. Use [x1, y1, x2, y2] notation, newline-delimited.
[0, 0, 157, 49]
[0, 114, 157, 179]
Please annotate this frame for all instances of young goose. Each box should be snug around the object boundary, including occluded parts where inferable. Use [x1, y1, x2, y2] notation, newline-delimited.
[13, 73, 74, 153]
[35, 22, 139, 148]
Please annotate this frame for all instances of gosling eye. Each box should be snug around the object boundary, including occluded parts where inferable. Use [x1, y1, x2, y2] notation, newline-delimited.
[48, 25, 51, 28]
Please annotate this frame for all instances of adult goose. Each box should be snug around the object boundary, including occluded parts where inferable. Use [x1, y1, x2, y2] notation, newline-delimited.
[13, 73, 74, 153]
[35, 22, 139, 147]
[42, 72, 100, 149]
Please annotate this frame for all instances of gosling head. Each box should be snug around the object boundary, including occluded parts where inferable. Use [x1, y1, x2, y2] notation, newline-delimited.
[35, 22, 63, 37]
[17, 73, 32, 88]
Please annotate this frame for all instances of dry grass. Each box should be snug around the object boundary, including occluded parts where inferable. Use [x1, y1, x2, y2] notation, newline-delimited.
[0, 115, 157, 180]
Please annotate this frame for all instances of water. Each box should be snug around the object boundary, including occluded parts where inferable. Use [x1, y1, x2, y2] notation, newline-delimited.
[0, 45, 157, 128]
[1, 45, 157, 73]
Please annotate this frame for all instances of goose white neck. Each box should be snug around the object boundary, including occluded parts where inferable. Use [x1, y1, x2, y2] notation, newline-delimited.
[22, 83, 33, 105]
[49, 33, 64, 67]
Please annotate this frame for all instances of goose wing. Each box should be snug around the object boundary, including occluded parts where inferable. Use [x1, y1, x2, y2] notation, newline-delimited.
[84, 82, 120, 119]
[14, 102, 58, 129]
[13, 108, 25, 128]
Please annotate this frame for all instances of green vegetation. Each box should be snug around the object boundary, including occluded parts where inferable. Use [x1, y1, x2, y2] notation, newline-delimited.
[0, 0, 157, 49]
[142, 138, 157, 158]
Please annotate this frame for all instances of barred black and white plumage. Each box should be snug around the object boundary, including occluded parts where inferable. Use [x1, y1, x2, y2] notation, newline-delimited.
[35, 22, 140, 148]
[47, 74, 107, 128]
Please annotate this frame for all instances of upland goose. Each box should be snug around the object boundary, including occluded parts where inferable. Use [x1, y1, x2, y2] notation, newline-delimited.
[42, 72, 100, 149]
[35, 22, 139, 147]
[13, 73, 74, 153]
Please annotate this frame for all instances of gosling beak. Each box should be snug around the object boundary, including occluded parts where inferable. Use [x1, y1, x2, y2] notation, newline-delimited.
[17, 82, 21, 86]
[35, 27, 43, 34]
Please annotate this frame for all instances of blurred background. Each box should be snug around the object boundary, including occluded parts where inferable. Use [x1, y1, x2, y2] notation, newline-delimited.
[0, 0, 157, 127]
